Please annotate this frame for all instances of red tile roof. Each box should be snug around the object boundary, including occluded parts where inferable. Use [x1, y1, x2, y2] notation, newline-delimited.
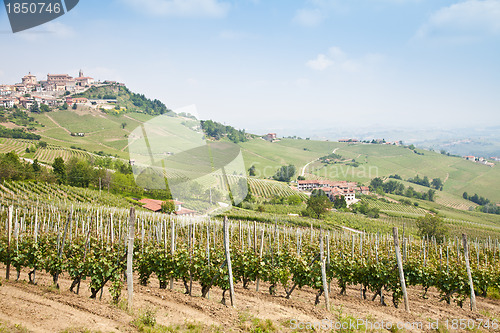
[139, 198, 183, 212]
[175, 208, 196, 216]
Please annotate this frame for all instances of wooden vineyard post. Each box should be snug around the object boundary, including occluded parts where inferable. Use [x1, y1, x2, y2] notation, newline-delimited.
[320, 230, 330, 311]
[359, 234, 363, 299]
[206, 223, 211, 299]
[127, 207, 136, 312]
[326, 232, 331, 294]
[55, 208, 72, 287]
[188, 224, 193, 296]
[351, 235, 355, 258]
[462, 234, 477, 312]
[393, 227, 410, 312]
[6, 205, 13, 280]
[239, 220, 242, 250]
[256, 228, 265, 292]
[253, 221, 257, 254]
[170, 220, 175, 290]
[223, 217, 235, 307]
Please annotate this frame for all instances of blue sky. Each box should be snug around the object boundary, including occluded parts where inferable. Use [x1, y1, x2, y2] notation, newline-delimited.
[1, 0, 499, 135]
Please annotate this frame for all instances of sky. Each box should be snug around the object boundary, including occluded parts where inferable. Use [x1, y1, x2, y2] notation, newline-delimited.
[0, 0, 499, 136]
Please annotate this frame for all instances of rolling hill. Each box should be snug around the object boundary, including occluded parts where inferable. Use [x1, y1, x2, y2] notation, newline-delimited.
[0, 86, 499, 207]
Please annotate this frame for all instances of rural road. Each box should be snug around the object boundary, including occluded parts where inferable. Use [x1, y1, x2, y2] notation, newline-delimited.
[342, 226, 364, 234]
[300, 148, 338, 177]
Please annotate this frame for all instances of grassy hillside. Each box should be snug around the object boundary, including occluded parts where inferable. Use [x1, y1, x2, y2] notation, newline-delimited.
[31, 110, 153, 159]
[1, 100, 499, 205]
[239, 138, 500, 203]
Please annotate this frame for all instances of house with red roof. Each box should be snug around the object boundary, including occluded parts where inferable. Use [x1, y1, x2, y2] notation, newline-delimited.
[138, 198, 196, 216]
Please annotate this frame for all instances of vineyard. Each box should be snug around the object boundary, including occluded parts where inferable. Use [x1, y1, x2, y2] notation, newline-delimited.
[362, 197, 427, 218]
[247, 178, 307, 199]
[0, 181, 135, 208]
[0, 138, 33, 156]
[0, 138, 92, 164]
[33, 146, 91, 164]
[1, 198, 500, 326]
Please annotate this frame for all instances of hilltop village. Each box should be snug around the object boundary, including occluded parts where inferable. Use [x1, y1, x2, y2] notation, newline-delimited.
[0, 71, 121, 110]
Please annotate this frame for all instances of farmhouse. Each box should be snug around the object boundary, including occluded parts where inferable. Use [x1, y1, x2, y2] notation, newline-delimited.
[297, 180, 359, 191]
[139, 198, 196, 216]
[322, 187, 357, 204]
[297, 179, 367, 206]
[264, 133, 277, 142]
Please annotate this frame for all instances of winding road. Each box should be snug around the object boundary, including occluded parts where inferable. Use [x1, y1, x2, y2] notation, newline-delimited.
[300, 148, 338, 177]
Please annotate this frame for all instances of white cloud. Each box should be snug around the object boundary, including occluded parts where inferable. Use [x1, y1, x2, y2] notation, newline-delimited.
[15, 22, 75, 42]
[293, 8, 326, 27]
[293, 0, 420, 26]
[306, 54, 333, 70]
[120, 0, 230, 18]
[306, 46, 384, 72]
[415, 0, 500, 42]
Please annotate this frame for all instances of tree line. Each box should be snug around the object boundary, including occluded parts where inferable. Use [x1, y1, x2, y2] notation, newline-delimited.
[200, 120, 248, 144]
[463, 192, 500, 215]
[0, 151, 171, 201]
[0, 125, 41, 140]
[389, 174, 443, 190]
[370, 177, 436, 202]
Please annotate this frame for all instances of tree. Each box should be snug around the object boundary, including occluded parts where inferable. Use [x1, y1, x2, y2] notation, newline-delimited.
[206, 188, 223, 204]
[370, 177, 384, 191]
[38, 141, 47, 148]
[52, 157, 66, 184]
[40, 104, 50, 113]
[297, 176, 305, 180]
[287, 194, 303, 205]
[0, 151, 25, 182]
[422, 176, 430, 187]
[248, 165, 256, 177]
[427, 189, 436, 202]
[431, 178, 443, 190]
[160, 200, 176, 214]
[463, 192, 468, 200]
[121, 122, 127, 129]
[273, 164, 296, 182]
[304, 190, 332, 218]
[72, 103, 78, 110]
[32, 158, 40, 172]
[61, 102, 68, 110]
[66, 158, 93, 187]
[416, 214, 448, 243]
[333, 195, 347, 209]
[30, 102, 40, 113]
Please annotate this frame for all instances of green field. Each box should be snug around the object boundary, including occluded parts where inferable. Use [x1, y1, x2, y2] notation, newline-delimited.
[32, 110, 146, 158]
[1, 107, 496, 205]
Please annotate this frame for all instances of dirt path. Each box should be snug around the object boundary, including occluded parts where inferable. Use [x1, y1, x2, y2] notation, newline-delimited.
[44, 114, 71, 134]
[301, 148, 338, 177]
[0, 265, 499, 332]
